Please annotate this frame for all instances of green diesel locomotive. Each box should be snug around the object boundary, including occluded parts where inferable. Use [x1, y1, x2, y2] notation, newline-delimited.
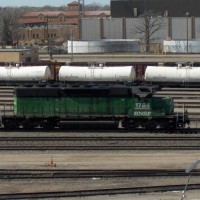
[2, 84, 189, 130]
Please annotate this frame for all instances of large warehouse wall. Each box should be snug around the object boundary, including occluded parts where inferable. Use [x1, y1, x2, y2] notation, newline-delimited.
[126, 18, 140, 39]
[103, 18, 123, 39]
[81, 19, 101, 40]
[171, 18, 191, 40]
[81, 17, 169, 42]
[125, 18, 168, 43]
[80, 17, 200, 53]
[195, 18, 200, 39]
[80, 17, 199, 42]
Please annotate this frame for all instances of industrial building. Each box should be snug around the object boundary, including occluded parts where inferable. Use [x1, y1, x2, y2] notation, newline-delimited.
[0, 49, 39, 63]
[111, 0, 200, 17]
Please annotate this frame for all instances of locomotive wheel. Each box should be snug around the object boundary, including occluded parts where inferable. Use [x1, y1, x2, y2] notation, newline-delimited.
[123, 120, 131, 130]
[161, 122, 170, 130]
[42, 121, 55, 130]
[22, 120, 35, 130]
[3, 120, 19, 130]
[23, 123, 35, 130]
[169, 123, 176, 130]
[123, 120, 138, 130]
[144, 121, 156, 130]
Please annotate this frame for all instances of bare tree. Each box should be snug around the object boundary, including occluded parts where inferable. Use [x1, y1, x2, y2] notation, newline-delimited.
[0, 7, 24, 46]
[133, 10, 166, 53]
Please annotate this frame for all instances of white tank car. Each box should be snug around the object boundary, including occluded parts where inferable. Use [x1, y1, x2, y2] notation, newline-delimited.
[59, 65, 136, 82]
[0, 66, 51, 81]
[144, 65, 200, 83]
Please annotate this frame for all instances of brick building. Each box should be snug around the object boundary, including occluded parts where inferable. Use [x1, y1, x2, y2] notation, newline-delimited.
[18, 1, 110, 45]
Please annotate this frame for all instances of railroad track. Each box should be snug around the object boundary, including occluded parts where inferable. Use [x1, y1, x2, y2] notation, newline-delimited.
[0, 168, 200, 199]
[1, 145, 200, 150]
[0, 169, 200, 179]
[0, 127, 199, 132]
[0, 184, 200, 199]
[0, 135, 200, 150]
[1, 135, 200, 141]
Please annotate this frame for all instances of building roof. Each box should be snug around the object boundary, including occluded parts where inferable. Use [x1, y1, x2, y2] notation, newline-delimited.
[68, 1, 79, 5]
[22, 11, 79, 18]
[84, 11, 110, 17]
[19, 18, 45, 24]
[22, 10, 110, 19]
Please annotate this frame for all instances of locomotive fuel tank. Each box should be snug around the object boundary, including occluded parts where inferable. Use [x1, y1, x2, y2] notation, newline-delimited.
[144, 65, 200, 83]
[0, 66, 51, 81]
[58, 65, 136, 82]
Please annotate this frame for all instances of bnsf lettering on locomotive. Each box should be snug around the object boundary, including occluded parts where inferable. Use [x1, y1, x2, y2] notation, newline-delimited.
[135, 103, 150, 109]
[134, 111, 151, 116]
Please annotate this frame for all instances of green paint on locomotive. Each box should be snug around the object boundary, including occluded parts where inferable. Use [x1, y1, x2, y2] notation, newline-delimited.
[14, 95, 174, 118]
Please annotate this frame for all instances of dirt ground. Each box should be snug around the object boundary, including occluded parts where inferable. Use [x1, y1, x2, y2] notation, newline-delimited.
[1, 150, 200, 199]
[0, 150, 200, 170]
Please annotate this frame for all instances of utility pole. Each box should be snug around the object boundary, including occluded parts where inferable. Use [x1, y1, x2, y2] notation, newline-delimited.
[46, 15, 49, 55]
[186, 12, 190, 53]
[71, 28, 73, 62]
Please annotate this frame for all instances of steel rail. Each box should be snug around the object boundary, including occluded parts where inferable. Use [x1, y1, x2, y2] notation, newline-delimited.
[1, 136, 200, 141]
[0, 145, 200, 151]
[0, 184, 200, 199]
[0, 169, 200, 179]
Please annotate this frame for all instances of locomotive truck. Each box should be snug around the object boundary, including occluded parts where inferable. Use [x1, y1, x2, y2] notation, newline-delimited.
[0, 84, 189, 130]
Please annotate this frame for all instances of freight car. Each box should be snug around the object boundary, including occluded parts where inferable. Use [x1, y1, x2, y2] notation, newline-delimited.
[60, 62, 200, 87]
[2, 61, 200, 88]
[144, 63, 200, 87]
[1, 84, 189, 130]
[58, 65, 135, 83]
[0, 63, 137, 85]
[0, 60, 66, 85]
[0, 65, 51, 85]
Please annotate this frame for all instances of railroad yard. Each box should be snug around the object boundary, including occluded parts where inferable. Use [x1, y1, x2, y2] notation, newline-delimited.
[1, 88, 200, 199]
[0, 131, 200, 199]
[1, 54, 200, 199]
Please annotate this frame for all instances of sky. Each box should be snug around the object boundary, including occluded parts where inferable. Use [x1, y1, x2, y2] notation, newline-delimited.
[0, 0, 109, 7]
